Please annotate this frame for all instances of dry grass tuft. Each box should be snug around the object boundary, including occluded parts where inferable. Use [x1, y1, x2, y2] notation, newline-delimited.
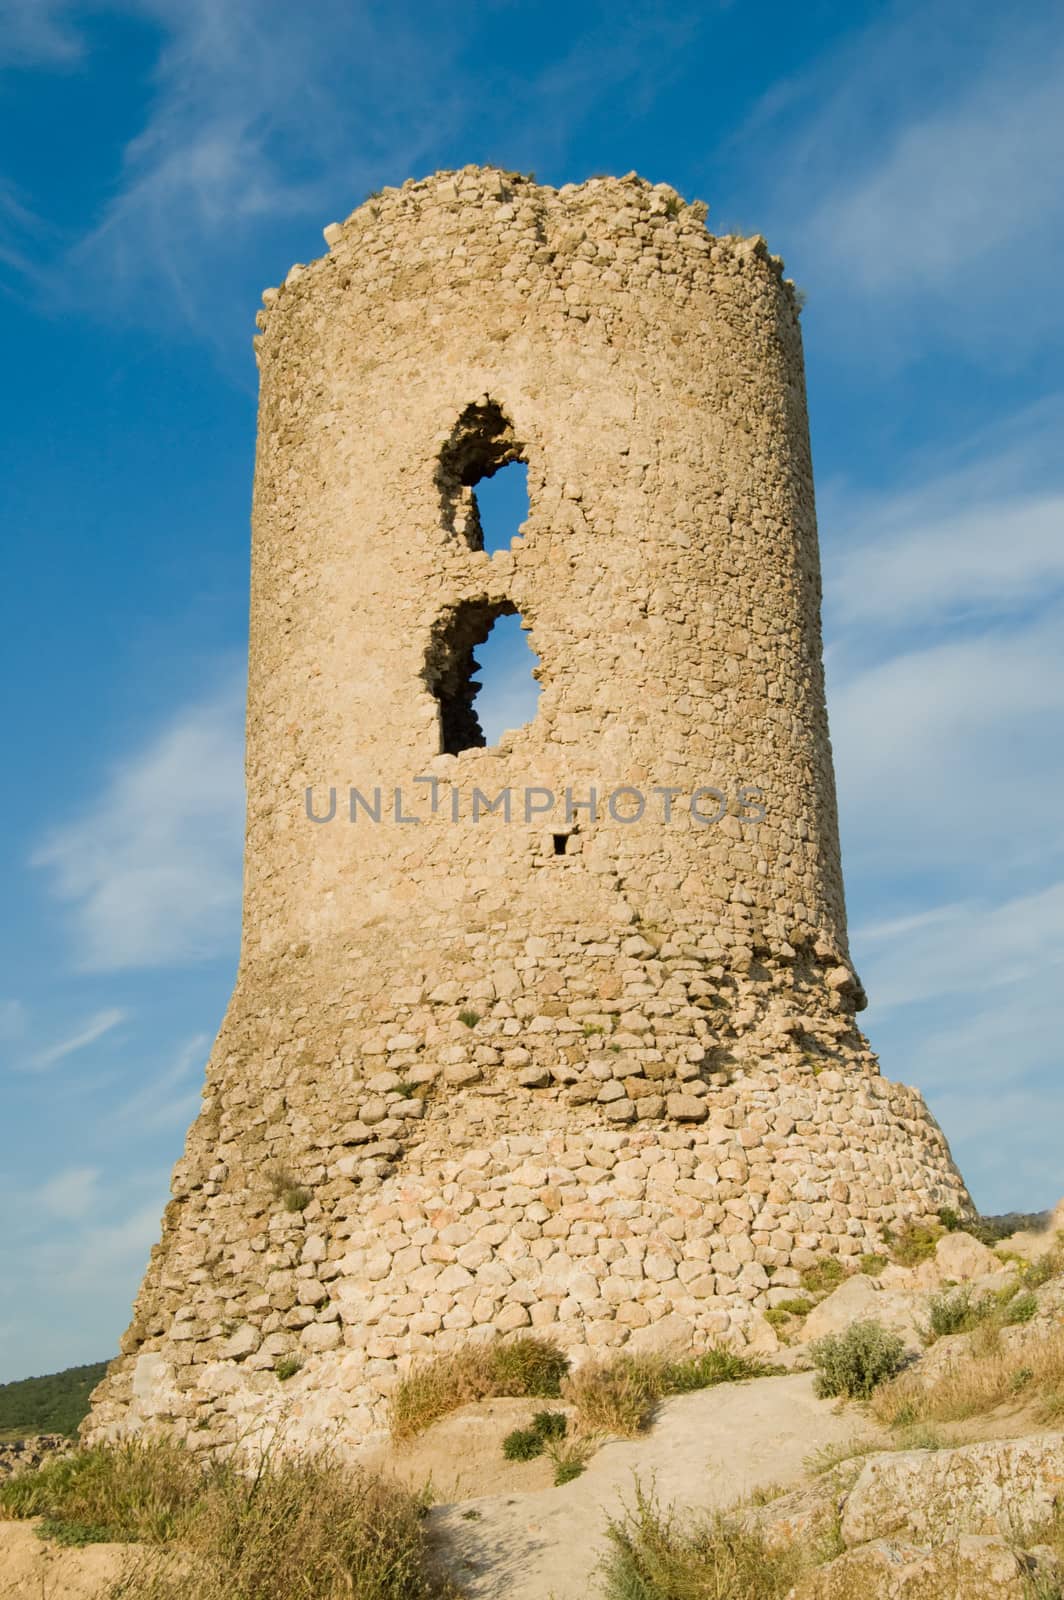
[1, 1437, 444, 1600]
[388, 1335, 569, 1443]
[563, 1355, 661, 1438]
[600, 1481, 810, 1600]
[870, 1322, 1064, 1427]
[562, 1346, 779, 1439]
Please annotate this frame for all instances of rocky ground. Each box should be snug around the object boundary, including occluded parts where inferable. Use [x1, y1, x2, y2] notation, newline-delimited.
[1, 1203, 1062, 1598]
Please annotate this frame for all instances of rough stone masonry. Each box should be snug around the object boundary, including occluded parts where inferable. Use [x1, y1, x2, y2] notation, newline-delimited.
[86, 167, 972, 1452]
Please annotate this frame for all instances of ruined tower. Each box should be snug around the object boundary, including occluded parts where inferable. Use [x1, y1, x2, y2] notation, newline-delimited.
[88, 169, 970, 1451]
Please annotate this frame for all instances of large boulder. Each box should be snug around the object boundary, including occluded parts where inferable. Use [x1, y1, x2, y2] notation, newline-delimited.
[800, 1275, 922, 1349]
[792, 1534, 1058, 1599]
[841, 1434, 1064, 1547]
[913, 1230, 1000, 1288]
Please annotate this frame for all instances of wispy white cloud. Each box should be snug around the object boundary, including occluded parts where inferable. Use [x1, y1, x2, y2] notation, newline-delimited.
[745, 3, 1064, 359]
[31, 673, 245, 971]
[36, 1166, 102, 1220]
[821, 395, 1064, 881]
[19, 0, 706, 330]
[114, 1032, 207, 1132]
[826, 489, 1064, 630]
[0, 999, 27, 1040]
[23, 1006, 128, 1072]
[807, 41, 1064, 298]
[50, 0, 467, 322]
[0, 0, 84, 65]
[856, 881, 1064, 1014]
[856, 889, 1064, 1211]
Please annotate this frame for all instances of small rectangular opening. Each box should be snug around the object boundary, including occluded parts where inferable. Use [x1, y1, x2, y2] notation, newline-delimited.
[552, 833, 569, 856]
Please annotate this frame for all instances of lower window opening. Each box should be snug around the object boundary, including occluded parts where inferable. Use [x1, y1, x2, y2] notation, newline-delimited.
[425, 600, 541, 754]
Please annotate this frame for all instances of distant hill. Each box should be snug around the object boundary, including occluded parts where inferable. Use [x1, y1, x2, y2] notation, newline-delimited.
[0, 1360, 111, 1439]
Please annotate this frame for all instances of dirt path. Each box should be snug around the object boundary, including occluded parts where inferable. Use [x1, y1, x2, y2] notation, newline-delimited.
[427, 1372, 875, 1600]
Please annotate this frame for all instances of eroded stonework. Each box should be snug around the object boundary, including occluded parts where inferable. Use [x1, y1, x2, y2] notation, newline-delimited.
[86, 167, 971, 1452]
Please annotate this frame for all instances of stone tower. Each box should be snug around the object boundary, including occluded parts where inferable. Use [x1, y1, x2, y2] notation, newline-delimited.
[88, 169, 970, 1452]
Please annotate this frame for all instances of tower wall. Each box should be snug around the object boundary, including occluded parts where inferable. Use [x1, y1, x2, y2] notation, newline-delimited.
[87, 170, 970, 1453]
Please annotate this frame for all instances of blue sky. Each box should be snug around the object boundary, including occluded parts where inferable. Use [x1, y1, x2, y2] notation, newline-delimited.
[1, 0, 1062, 1383]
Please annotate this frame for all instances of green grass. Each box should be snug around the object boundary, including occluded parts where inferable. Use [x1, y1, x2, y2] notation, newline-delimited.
[0, 1360, 110, 1440]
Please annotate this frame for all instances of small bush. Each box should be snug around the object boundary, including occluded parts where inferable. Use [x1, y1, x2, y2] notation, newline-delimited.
[550, 1452, 585, 1486]
[490, 1338, 567, 1398]
[776, 1297, 814, 1317]
[888, 1221, 942, 1266]
[502, 1427, 543, 1461]
[601, 1483, 807, 1600]
[274, 1357, 302, 1382]
[530, 1410, 567, 1441]
[388, 1336, 569, 1442]
[457, 1009, 480, 1028]
[1020, 1237, 1064, 1288]
[500, 1409, 568, 1463]
[927, 1287, 985, 1339]
[1005, 1289, 1038, 1324]
[859, 1253, 888, 1275]
[809, 1320, 908, 1399]
[799, 1257, 846, 1296]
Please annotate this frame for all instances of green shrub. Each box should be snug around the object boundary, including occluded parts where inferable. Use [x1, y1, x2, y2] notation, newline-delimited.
[810, 1320, 908, 1399]
[859, 1254, 888, 1276]
[799, 1258, 846, 1296]
[457, 1009, 480, 1028]
[529, 1410, 567, 1441]
[501, 1409, 568, 1462]
[274, 1357, 302, 1381]
[927, 1287, 984, 1339]
[776, 1297, 814, 1317]
[1004, 1289, 1038, 1324]
[551, 1454, 585, 1486]
[888, 1222, 942, 1266]
[501, 1427, 543, 1461]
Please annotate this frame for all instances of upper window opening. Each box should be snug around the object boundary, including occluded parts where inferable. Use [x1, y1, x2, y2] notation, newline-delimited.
[425, 600, 541, 755]
[437, 399, 526, 551]
[474, 461, 529, 555]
